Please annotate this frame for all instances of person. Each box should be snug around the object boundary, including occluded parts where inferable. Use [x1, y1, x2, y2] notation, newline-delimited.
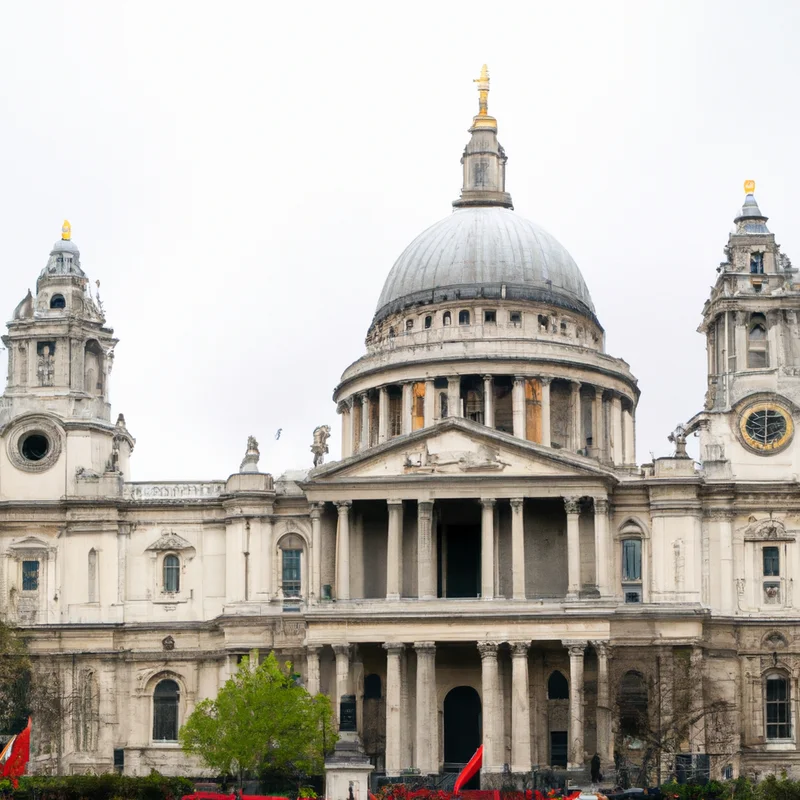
[590, 753, 602, 784]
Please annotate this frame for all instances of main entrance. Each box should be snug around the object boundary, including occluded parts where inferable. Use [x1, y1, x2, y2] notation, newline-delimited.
[443, 686, 482, 787]
[437, 500, 482, 598]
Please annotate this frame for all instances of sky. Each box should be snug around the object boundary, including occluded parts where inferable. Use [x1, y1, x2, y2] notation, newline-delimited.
[0, 0, 798, 480]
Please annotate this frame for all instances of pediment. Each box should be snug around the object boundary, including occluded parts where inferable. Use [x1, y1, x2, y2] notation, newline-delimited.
[145, 530, 196, 553]
[8, 536, 52, 553]
[307, 418, 616, 482]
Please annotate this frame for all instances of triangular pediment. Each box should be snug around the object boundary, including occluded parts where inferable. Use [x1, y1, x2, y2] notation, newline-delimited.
[307, 418, 617, 482]
[145, 530, 195, 552]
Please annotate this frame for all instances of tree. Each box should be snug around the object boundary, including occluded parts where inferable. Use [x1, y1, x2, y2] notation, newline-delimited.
[0, 620, 31, 736]
[180, 652, 337, 790]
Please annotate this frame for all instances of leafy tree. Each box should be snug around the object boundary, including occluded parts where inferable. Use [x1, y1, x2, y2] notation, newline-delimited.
[180, 651, 337, 790]
[0, 620, 31, 735]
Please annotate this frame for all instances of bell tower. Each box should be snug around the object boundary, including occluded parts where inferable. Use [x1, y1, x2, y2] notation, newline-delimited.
[692, 182, 800, 477]
[0, 223, 133, 494]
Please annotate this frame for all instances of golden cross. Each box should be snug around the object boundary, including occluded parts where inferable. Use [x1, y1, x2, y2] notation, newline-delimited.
[474, 64, 490, 116]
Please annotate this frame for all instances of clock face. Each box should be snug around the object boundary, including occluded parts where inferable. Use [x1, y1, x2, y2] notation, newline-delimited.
[739, 402, 793, 453]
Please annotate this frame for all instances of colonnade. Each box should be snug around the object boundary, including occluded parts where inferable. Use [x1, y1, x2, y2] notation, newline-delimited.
[337, 374, 636, 466]
[329, 495, 612, 602]
[306, 639, 614, 775]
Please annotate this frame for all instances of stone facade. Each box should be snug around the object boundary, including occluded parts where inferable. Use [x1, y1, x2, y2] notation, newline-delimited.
[3, 80, 800, 787]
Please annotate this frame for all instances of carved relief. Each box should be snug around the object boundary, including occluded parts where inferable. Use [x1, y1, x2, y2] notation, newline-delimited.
[742, 517, 795, 542]
[403, 443, 509, 473]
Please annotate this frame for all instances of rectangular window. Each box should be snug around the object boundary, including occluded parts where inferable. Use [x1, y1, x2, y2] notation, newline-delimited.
[282, 550, 302, 598]
[509, 311, 522, 325]
[22, 560, 39, 591]
[766, 676, 791, 739]
[484, 310, 496, 324]
[764, 546, 780, 577]
[622, 539, 642, 582]
[388, 392, 402, 437]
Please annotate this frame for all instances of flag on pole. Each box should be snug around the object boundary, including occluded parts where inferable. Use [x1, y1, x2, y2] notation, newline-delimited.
[2, 717, 31, 787]
[453, 743, 483, 794]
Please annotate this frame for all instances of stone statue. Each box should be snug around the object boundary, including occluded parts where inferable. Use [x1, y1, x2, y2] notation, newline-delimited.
[13, 290, 33, 321]
[37, 345, 54, 387]
[311, 425, 331, 467]
[668, 423, 688, 458]
[239, 435, 260, 473]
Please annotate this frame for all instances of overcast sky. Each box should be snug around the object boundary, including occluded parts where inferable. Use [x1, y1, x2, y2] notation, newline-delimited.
[0, 1, 798, 480]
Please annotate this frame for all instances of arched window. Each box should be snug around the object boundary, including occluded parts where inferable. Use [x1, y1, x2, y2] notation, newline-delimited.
[765, 673, 791, 740]
[152, 679, 179, 741]
[388, 327, 396, 339]
[748, 313, 768, 368]
[364, 674, 382, 699]
[458, 310, 470, 325]
[618, 670, 648, 738]
[424, 316, 433, 329]
[49, 294, 66, 309]
[622, 539, 642, 581]
[443, 312, 452, 326]
[163, 554, 180, 593]
[547, 670, 569, 699]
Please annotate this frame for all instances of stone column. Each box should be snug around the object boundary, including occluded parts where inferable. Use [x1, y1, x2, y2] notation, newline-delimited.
[511, 641, 532, 773]
[481, 499, 496, 600]
[593, 497, 610, 597]
[383, 642, 405, 774]
[417, 501, 435, 599]
[447, 376, 461, 417]
[540, 377, 552, 446]
[510, 498, 526, 600]
[378, 387, 389, 443]
[570, 381, 582, 452]
[310, 503, 323, 603]
[611, 395, 623, 464]
[339, 401, 352, 459]
[401, 382, 413, 435]
[478, 641, 503, 772]
[306, 646, 321, 697]
[386, 499, 404, 600]
[592, 388, 604, 458]
[623, 404, 635, 464]
[420, 379, 433, 427]
[333, 643, 351, 726]
[360, 393, 370, 451]
[414, 642, 438, 774]
[592, 641, 613, 765]
[335, 501, 352, 601]
[564, 640, 586, 768]
[564, 497, 581, 597]
[512, 375, 525, 438]
[483, 375, 494, 428]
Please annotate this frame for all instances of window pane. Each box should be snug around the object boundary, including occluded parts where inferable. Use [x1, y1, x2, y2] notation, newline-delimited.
[763, 547, 780, 576]
[622, 540, 641, 582]
[766, 676, 791, 739]
[153, 680, 179, 741]
[282, 549, 301, 597]
[22, 561, 39, 591]
[163, 555, 180, 593]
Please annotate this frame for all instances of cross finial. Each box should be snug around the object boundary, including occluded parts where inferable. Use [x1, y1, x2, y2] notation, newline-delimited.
[474, 64, 490, 117]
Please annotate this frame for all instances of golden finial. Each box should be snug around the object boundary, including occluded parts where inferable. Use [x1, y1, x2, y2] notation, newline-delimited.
[474, 64, 490, 117]
[61, 220, 71, 241]
[744, 179, 756, 195]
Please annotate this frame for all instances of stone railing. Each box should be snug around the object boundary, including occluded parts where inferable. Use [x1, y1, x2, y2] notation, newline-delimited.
[124, 481, 226, 502]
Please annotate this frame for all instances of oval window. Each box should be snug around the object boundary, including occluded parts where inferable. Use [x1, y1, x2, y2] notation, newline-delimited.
[20, 433, 50, 462]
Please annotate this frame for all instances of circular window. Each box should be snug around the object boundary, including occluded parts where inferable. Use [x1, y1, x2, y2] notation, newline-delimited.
[739, 402, 794, 453]
[20, 433, 50, 462]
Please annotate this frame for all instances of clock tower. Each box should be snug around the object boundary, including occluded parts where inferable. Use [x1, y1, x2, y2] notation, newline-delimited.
[690, 182, 800, 478]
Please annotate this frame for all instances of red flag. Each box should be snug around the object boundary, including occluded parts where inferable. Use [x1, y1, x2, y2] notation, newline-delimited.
[453, 744, 483, 794]
[3, 717, 31, 788]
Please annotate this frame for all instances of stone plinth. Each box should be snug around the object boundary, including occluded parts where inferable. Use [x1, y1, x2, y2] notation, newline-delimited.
[324, 732, 374, 800]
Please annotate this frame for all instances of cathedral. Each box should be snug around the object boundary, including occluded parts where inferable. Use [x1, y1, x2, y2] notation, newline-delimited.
[3, 67, 800, 787]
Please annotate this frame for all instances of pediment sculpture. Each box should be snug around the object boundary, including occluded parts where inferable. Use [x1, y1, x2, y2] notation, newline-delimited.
[742, 516, 795, 542]
[145, 530, 196, 553]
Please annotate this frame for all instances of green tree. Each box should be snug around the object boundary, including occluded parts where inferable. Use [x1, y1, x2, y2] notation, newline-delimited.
[180, 651, 337, 790]
[0, 619, 31, 735]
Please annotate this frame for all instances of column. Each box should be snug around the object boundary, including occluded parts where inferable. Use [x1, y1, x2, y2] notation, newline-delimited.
[510, 641, 532, 773]
[611, 395, 623, 464]
[690, 646, 707, 753]
[623, 404, 635, 464]
[262, 515, 274, 598]
[310, 503, 323, 602]
[593, 388, 605, 459]
[383, 642, 405, 774]
[359, 393, 370, 451]
[414, 642, 438, 774]
[335, 501, 352, 601]
[540, 377, 552, 447]
[512, 375, 525, 437]
[306, 646, 321, 697]
[481, 499, 495, 600]
[564, 497, 581, 597]
[386, 499, 404, 600]
[447, 376, 461, 417]
[339, 401, 352, 459]
[417, 501, 435, 599]
[478, 641, 503, 771]
[592, 641, 613, 765]
[510, 498, 526, 600]
[483, 375, 494, 428]
[424, 379, 435, 427]
[333, 643, 351, 726]
[564, 640, 586, 768]
[593, 497, 610, 596]
[570, 381, 582, 452]
[378, 387, 389, 443]
[401, 382, 413, 435]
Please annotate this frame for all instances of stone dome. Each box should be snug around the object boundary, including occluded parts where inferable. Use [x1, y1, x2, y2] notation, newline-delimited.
[374, 206, 596, 325]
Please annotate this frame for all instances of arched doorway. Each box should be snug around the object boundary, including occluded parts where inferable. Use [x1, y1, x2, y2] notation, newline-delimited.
[443, 686, 482, 787]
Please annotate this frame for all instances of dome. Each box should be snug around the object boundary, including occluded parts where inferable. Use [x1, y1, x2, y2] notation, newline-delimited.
[374, 206, 596, 324]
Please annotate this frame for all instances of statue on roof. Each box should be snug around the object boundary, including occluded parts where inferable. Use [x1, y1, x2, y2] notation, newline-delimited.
[239, 435, 260, 473]
[311, 425, 331, 467]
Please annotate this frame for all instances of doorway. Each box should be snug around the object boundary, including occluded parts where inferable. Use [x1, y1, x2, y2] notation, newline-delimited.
[443, 686, 482, 786]
[438, 525, 480, 597]
[550, 731, 567, 767]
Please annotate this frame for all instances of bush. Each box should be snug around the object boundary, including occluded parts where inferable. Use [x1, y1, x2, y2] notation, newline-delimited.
[5, 771, 193, 800]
